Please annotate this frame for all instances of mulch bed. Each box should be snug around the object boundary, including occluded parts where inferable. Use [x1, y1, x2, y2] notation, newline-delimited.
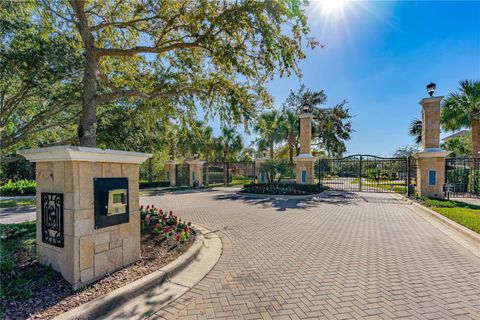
[2, 231, 196, 320]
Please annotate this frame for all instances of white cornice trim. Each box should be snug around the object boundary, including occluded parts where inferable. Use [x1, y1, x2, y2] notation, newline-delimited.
[299, 113, 314, 119]
[293, 154, 316, 162]
[185, 160, 206, 165]
[414, 150, 451, 159]
[419, 96, 444, 105]
[17, 146, 152, 164]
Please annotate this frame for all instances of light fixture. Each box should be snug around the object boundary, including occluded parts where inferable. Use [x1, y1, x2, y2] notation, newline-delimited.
[193, 153, 199, 160]
[303, 102, 309, 114]
[427, 82, 436, 97]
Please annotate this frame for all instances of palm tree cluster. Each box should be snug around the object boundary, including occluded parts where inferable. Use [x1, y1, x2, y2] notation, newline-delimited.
[253, 86, 353, 161]
[408, 79, 480, 158]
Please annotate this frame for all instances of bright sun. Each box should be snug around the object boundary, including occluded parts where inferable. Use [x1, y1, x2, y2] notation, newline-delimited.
[319, 0, 350, 18]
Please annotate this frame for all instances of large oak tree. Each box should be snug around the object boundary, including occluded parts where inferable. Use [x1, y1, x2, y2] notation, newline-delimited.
[40, 0, 313, 147]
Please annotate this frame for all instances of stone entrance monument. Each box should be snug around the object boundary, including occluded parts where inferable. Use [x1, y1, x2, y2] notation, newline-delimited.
[18, 146, 151, 288]
[414, 84, 450, 198]
[293, 109, 316, 184]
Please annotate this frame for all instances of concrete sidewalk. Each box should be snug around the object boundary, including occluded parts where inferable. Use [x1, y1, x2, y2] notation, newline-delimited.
[0, 205, 36, 224]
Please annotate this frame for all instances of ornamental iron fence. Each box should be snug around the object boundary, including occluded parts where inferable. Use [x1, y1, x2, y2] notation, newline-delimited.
[445, 158, 480, 198]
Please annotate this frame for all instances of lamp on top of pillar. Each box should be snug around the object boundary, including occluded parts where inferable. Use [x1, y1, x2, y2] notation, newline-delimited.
[302, 102, 310, 114]
[193, 153, 199, 160]
[427, 82, 436, 97]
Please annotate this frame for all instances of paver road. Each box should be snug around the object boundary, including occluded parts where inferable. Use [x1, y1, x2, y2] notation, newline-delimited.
[141, 190, 480, 320]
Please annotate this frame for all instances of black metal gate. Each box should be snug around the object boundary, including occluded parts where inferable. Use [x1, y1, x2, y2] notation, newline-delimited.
[319, 155, 415, 195]
[203, 161, 256, 186]
[445, 158, 480, 198]
[175, 164, 190, 186]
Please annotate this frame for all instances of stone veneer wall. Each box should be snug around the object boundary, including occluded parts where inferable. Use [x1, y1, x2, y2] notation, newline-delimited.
[421, 101, 441, 149]
[416, 156, 446, 199]
[295, 160, 315, 184]
[188, 163, 204, 187]
[299, 115, 313, 155]
[36, 161, 140, 287]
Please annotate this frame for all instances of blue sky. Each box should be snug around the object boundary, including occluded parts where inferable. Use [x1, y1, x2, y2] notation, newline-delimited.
[211, 0, 480, 157]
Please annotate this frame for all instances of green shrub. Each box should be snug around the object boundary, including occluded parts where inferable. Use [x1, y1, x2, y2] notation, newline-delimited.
[241, 183, 328, 195]
[139, 181, 171, 189]
[0, 179, 36, 195]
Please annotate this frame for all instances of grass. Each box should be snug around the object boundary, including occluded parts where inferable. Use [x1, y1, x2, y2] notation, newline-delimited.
[417, 196, 480, 234]
[0, 221, 57, 301]
[0, 198, 36, 208]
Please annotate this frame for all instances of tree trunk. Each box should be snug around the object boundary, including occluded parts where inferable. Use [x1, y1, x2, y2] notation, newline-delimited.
[205, 151, 209, 186]
[269, 144, 274, 159]
[70, 1, 98, 147]
[78, 49, 98, 147]
[223, 150, 228, 185]
[148, 158, 153, 182]
[472, 119, 480, 159]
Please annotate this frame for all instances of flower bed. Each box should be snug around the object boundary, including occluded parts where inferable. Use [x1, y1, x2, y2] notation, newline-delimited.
[241, 183, 328, 195]
[1, 207, 195, 320]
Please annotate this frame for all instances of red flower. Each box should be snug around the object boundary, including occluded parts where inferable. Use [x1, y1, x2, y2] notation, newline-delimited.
[146, 205, 150, 210]
[140, 205, 144, 210]
[175, 233, 181, 241]
[155, 223, 159, 229]
[187, 222, 192, 226]
[185, 226, 189, 232]
[170, 210, 173, 215]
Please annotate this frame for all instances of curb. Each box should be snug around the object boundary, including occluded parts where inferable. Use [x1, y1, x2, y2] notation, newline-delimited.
[55, 224, 222, 320]
[392, 193, 480, 258]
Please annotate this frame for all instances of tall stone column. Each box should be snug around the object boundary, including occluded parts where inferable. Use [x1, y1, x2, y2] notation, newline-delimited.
[18, 146, 151, 289]
[186, 160, 205, 187]
[294, 112, 316, 184]
[164, 161, 176, 186]
[414, 96, 450, 198]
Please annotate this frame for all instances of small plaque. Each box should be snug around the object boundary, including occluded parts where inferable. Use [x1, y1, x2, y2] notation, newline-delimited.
[41, 193, 64, 247]
[443, 183, 455, 193]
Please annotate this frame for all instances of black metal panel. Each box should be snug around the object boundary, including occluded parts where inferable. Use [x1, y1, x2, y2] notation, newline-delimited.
[445, 158, 480, 198]
[94, 178, 129, 229]
[319, 155, 409, 194]
[41, 193, 64, 247]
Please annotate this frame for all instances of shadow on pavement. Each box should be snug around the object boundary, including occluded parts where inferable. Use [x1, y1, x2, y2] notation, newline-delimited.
[213, 190, 360, 212]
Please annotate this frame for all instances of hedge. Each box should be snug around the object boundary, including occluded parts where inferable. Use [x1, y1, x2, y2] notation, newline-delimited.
[0, 179, 36, 196]
[139, 181, 171, 189]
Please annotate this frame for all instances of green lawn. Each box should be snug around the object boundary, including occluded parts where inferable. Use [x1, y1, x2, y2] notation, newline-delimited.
[0, 198, 36, 208]
[417, 196, 480, 234]
[0, 222, 57, 302]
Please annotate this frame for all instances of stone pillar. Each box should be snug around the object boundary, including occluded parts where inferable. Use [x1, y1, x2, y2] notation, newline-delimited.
[18, 146, 151, 289]
[299, 113, 313, 155]
[186, 160, 205, 187]
[164, 161, 176, 186]
[294, 112, 316, 184]
[414, 96, 451, 198]
[255, 157, 269, 183]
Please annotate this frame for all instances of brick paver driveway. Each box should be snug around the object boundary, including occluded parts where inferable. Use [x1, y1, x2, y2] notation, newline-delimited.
[142, 190, 480, 320]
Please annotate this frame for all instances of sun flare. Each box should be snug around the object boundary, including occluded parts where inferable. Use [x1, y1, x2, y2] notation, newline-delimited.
[319, 0, 350, 19]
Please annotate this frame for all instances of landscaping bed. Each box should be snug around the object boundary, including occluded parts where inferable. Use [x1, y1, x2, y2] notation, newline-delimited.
[241, 183, 328, 195]
[1, 207, 195, 320]
[417, 196, 480, 234]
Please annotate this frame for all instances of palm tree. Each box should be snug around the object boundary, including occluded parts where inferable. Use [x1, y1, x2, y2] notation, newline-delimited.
[441, 80, 480, 158]
[218, 127, 243, 183]
[278, 110, 299, 164]
[409, 119, 422, 145]
[254, 110, 282, 159]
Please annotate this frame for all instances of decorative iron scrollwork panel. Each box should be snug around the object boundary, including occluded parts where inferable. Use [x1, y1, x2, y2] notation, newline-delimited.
[41, 193, 64, 247]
